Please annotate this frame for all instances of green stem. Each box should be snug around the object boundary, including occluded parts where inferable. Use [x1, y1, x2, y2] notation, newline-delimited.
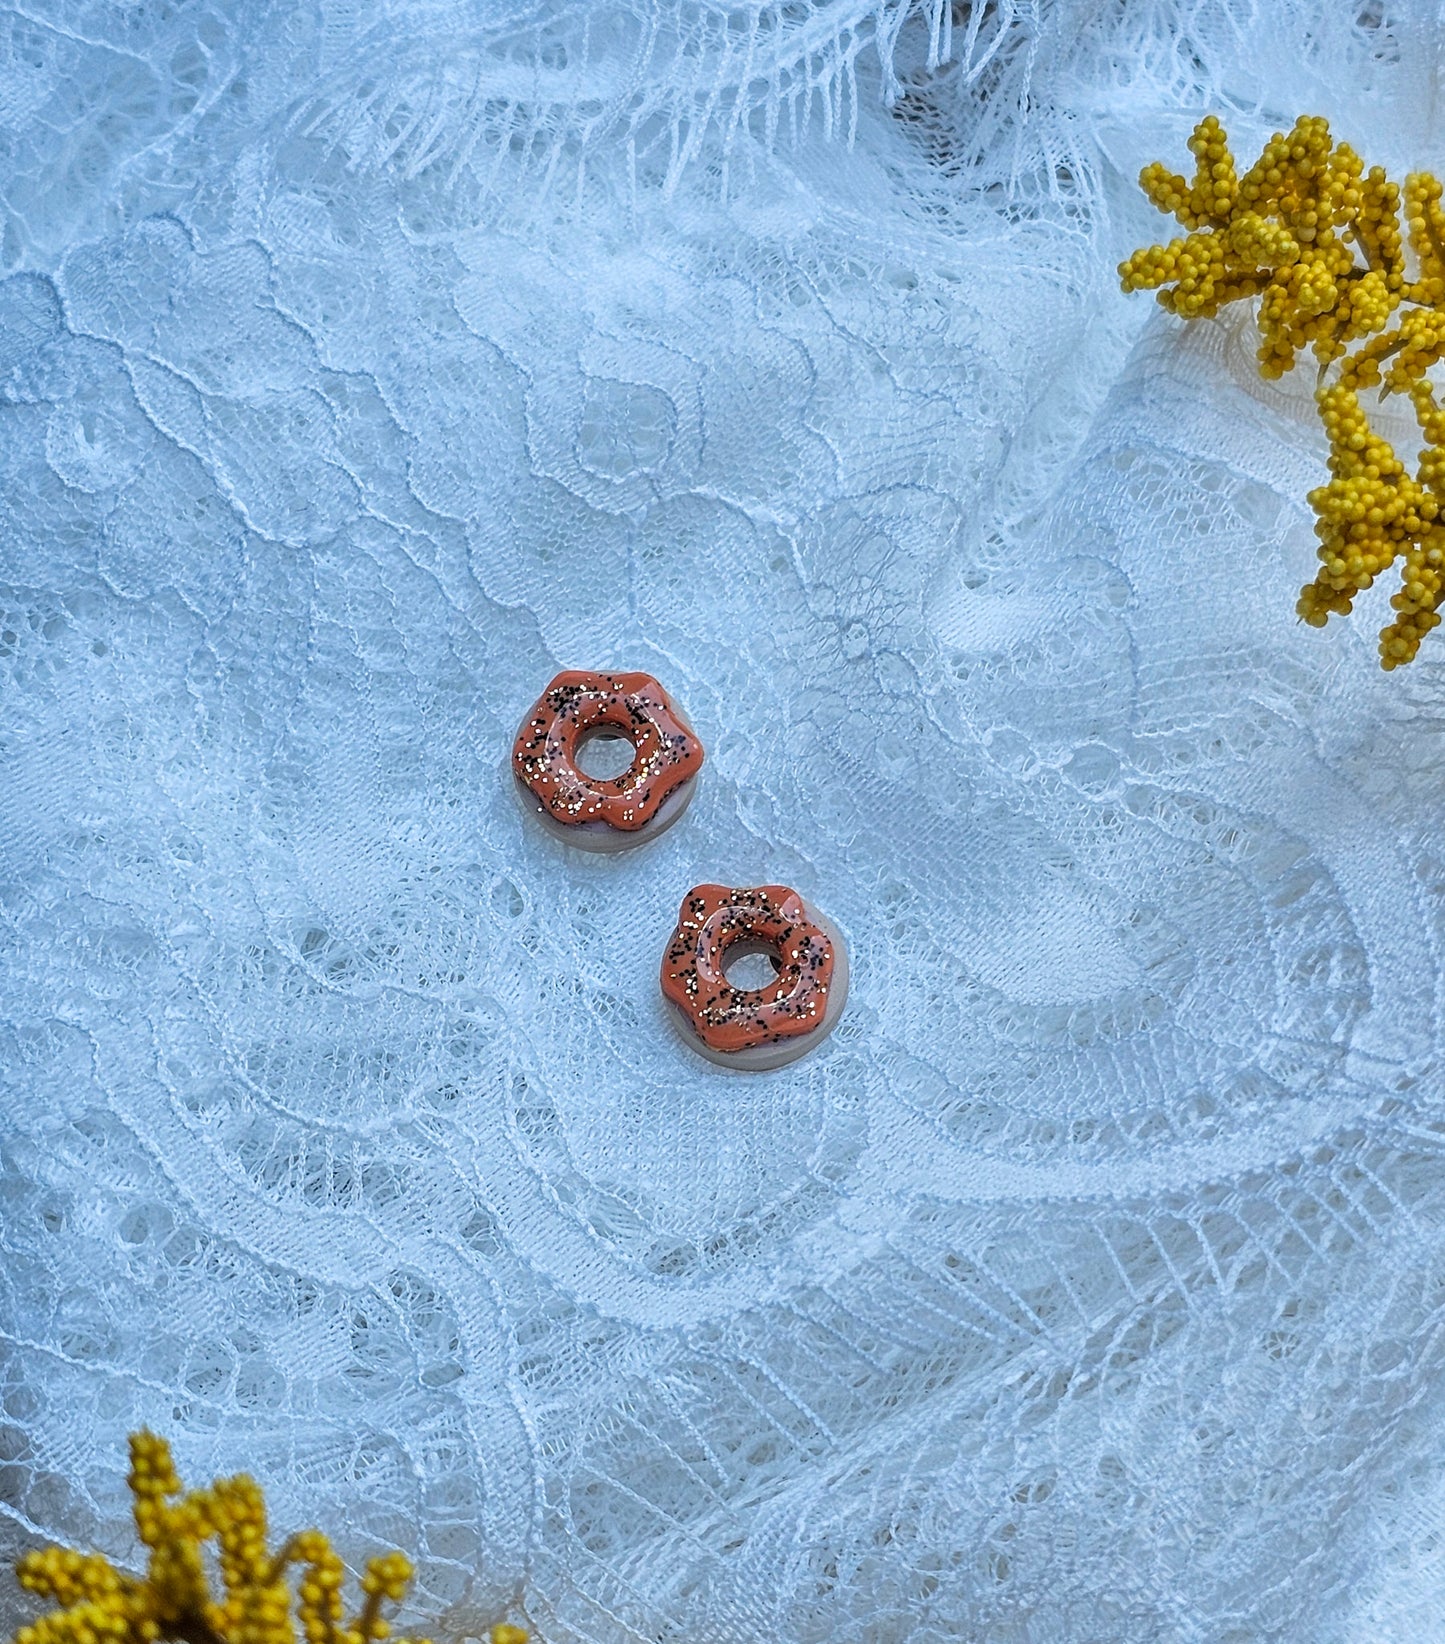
[356, 1591, 385, 1644]
[165, 1618, 227, 1644]
[264, 1537, 302, 1588]
[1347, 222, 1383, 273]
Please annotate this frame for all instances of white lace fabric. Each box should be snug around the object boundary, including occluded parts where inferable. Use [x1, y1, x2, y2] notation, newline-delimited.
[3, 2, 1445, 1639]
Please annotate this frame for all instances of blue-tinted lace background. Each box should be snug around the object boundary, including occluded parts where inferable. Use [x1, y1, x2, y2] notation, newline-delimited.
[3, 3, 1445, 1639]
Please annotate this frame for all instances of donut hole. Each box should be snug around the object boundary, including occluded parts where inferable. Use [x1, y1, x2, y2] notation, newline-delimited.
[575, 726, 637, 781]
[722, 940, 784, 993]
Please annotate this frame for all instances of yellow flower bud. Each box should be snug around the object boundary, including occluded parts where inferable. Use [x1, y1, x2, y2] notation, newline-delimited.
[1123, 113, 1445, 664]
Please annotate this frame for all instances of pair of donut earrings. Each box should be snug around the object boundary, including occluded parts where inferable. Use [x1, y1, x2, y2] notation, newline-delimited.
[512, 670, 848, 1071]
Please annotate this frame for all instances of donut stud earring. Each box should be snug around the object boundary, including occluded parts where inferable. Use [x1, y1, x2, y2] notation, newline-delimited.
[660, 884, 848, 1070]
[513, 669, 704, 852]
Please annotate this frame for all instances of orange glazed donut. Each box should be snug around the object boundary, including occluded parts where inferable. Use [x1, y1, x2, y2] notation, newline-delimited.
[512, 669, 704, 852]
[661, 884, 848, 1070]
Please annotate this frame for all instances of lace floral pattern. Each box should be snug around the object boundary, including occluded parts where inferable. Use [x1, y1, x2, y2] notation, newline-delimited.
[3, 2, 1445, 1641]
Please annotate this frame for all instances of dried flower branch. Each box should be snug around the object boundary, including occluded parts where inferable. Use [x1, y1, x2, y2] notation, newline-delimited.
[8, 1435, 525, 1644]
[1121, 113, 1445, 667]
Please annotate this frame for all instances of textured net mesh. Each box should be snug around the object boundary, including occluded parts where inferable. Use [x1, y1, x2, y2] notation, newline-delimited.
[4, 1, 1445, 1640]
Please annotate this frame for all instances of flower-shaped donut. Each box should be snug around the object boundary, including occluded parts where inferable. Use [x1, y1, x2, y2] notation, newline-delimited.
[661, 884, 847, 1069]
[513, 670, 704, 850]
